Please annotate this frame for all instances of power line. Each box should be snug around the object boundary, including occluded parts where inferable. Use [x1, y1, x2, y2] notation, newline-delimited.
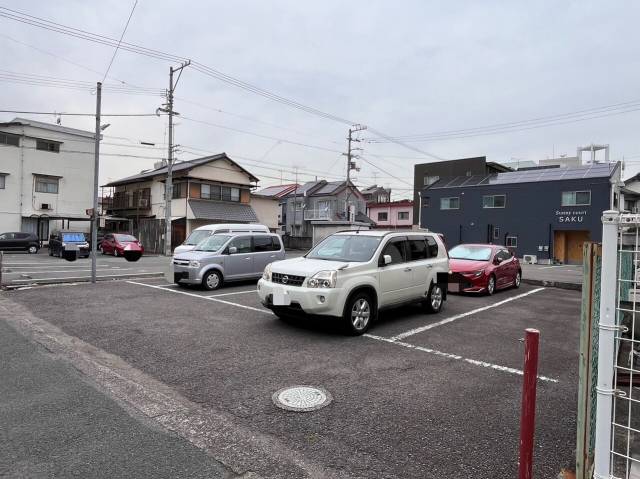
[0, 6, 443, 160]
[101, 0, 138, 83]
[180, 115, 344, 155]
[0, 32, 141, 87]
[367, 99, 640, 143]
[0, 109, 161, 117]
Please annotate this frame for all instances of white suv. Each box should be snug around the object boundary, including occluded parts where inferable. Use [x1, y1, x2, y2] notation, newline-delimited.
[257, 230, 449, 335]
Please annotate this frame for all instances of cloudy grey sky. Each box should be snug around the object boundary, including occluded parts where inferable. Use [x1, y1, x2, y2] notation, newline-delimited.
[2, 1, 639, 198]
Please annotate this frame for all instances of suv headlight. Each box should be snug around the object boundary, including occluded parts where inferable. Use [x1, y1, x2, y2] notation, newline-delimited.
[307, 270, 337, 288]
[263, 263, 272, 281]
[189, 260, 200, 268]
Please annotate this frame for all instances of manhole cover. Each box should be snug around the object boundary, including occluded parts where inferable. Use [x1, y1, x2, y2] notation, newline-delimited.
[272, 386, 332, 412]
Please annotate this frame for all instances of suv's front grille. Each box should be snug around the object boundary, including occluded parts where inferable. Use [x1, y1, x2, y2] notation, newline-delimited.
[173, 259, 190, 266]
[272, 272, 305, 287]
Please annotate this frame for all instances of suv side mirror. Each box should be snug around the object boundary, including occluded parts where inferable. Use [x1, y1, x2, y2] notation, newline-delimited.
[383, 254, 392, 265]
[228, 246, 238, 254]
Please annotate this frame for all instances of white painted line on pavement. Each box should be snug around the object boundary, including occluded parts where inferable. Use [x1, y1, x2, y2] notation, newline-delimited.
[206, 289, 257, 298]
[391, 287, 545, 341]
[539, 265, 565, 269]
[6, 268, 135, 275]
[127, 281, 269, 314]
[10, 272, 164, 283]
[364, 333, 558, 383]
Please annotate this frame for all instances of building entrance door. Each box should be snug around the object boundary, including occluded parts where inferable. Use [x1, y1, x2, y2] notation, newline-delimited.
[554, 230, 590, 264]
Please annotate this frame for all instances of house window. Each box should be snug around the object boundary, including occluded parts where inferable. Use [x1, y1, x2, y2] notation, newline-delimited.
[424, 175, 440, 186]
[483, 194, 506, 208]
[494, 227, 500, 240]
[378, 211, 388, 221]
[398, 211, 410, 220]
[562, 191, 591, 206]
[0, 132, 19, 147]
[36, 140, 60, 153]
[231, 188, 240, 202]
[506, 236, 518, 248]
[0, 175, 5, 189]
[440, 197, 459, 210]
[35, 176, 59, 194]
[201, 184, 211, 199]
[210, 185, 221, 200]
[294, 200, 304, 210]
[422, 197, 430, 208]
[172, 182, 186, 199]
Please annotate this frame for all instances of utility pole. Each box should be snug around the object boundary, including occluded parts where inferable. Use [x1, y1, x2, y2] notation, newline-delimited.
[344, 124, 367, 219]
[292, 167, 299, 237]
[91, 82, 102, 284]
[159, 60, 190, 256]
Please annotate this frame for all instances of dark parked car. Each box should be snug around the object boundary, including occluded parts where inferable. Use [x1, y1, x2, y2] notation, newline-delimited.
[0, 232, 40, 253]
[49, 231, 90, 258]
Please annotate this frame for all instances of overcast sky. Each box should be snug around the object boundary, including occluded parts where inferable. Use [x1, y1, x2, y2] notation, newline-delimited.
[2, 1, 640, 198]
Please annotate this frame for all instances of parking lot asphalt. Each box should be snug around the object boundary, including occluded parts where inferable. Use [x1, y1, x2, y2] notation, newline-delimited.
[2, 278, 581, 478]
[0, 250, 167, 286]
[0, 250, 307, 287]
[521, 263, 583, 287]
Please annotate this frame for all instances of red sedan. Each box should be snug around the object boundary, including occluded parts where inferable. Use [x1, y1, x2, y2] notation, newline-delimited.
[448, 244, 521, 295]
[100, 233, 144, 258]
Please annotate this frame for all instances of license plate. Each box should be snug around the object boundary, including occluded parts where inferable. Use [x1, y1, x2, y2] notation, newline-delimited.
[448, 282, 460, 292]
[272, 288, 291, 306]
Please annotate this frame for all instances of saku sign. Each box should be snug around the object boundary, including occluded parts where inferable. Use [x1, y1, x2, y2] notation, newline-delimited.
[555, 209, 588, 223]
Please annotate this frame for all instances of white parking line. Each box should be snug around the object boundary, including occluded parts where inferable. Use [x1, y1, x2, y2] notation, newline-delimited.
[6, 268, 136, 275]
[206, 289, 257, 298]
[127, 281, 268, 314]
[364, 334, 558, 383]
[11, 272, 163, 283]
[538, 265, 566, 269]
[391, 287, 545, 341]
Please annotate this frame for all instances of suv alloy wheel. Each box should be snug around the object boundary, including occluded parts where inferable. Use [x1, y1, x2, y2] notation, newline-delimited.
[424, 282, 443, 313]
[344, 291, 374, 335]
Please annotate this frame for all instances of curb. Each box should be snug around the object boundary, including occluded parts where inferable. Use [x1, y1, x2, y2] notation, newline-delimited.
[522, 278, 582, 292]
[2, 272, 165, 289]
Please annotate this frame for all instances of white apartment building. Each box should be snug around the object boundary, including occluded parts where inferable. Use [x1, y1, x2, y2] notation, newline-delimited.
[0, 118, 95, 240]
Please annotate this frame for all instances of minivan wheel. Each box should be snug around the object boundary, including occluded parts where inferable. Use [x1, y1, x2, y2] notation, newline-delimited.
[203, 270, 222, 291]
[28, 245, 38, 254]
[344, 292, 374, 335]
[424, 283, 444, 314]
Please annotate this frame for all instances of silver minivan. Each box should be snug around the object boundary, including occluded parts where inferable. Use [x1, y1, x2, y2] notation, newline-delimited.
[173, 232, 285, 290]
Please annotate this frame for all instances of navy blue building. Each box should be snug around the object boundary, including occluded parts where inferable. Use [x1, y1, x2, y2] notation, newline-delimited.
[420, 162, 621, 264]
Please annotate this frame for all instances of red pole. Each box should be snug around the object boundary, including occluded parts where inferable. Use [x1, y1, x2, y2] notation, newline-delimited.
[519, 328, 540, 479]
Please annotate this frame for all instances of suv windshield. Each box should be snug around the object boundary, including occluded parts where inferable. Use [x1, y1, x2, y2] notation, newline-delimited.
[114, 234, 137, 242]
[62, 232, 86, 242]
[184, 230, 212, 245]
[194, 234, 231, 252]
[306, 234, 382, 262]
[449, 245, 493, 261]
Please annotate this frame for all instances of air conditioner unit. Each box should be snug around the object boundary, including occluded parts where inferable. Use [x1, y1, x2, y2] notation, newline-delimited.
[40, 203, 52, 210]
[522, 254, 537, 264]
